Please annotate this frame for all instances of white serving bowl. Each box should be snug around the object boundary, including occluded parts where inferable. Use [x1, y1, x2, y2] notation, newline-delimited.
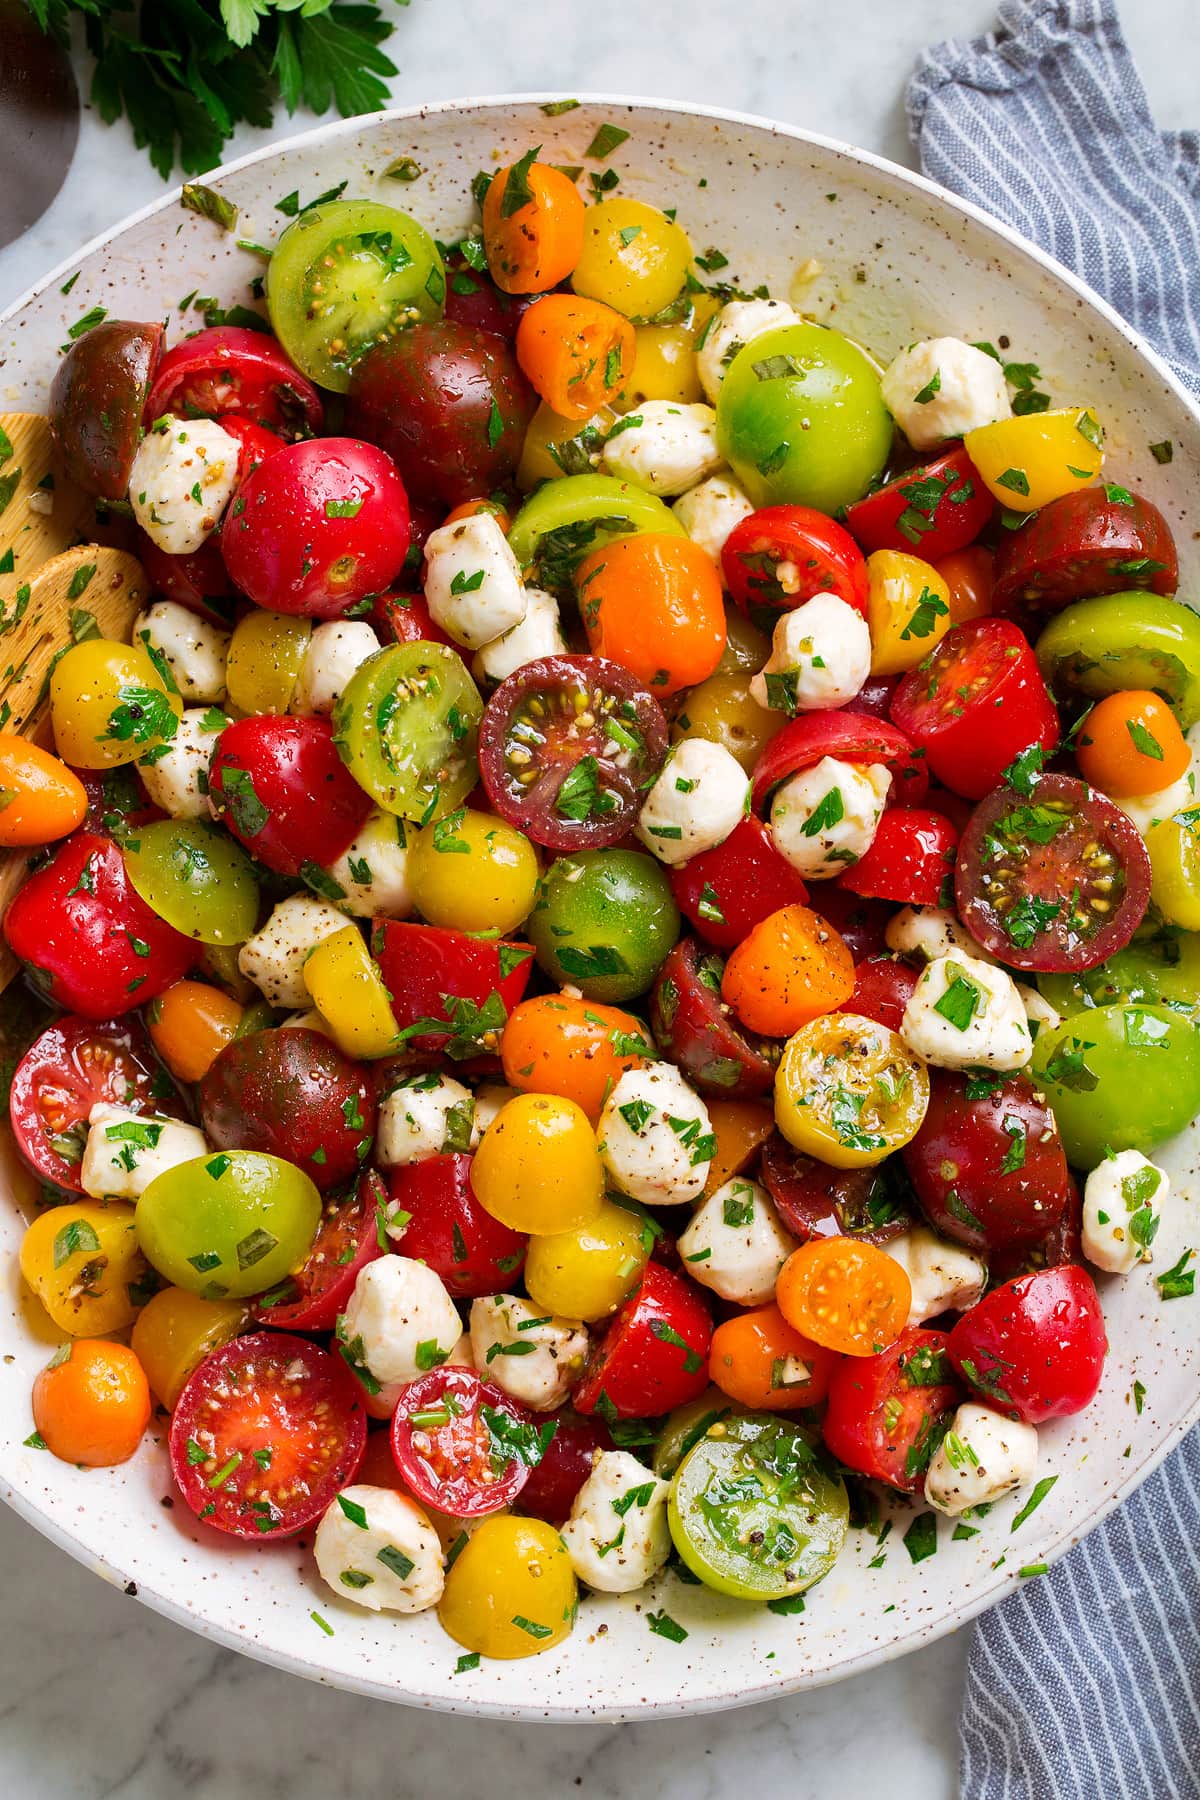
[2, 96, 1199, 1722]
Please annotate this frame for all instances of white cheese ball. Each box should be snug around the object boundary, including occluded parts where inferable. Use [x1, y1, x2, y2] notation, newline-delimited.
[279, 1008, 333, 1036]
[925, 1403, 1039, 1518]
[340, 1256, 462, 1388]
[676, 1178, 797, 1305]
[672, 473, 756, 566]
[473, 1083, 517, 1136]
[697, 299, 801, 403]
[1018, 983, 1062, 1038]
[327, 809, 413, 920]
[468, 1294, 588, 1412]
[472, 587, 566, 685]
[769, 756, 890, 879]
[137, 704, 226, 820]
[236, 893, 348, 1009]
[560, 1451, 671, 1594]
[423, 512, 527, 650]
[598, 1064, 713, 1205]
[292, 620, 381, 717]
[749, 594, 872, 715]
[129, 418, 241, 555]
[636, 738, 750, 868]
[314, 1485, 444, 1614]
[885, 904, 997, 965]
[600, 401, 724, 497]
[900, 952, 1033, 1072]
[1116, 768, 1195, 835]
[80, 1104, 208, 1203]
[884, 1225, 987, 1326]
[1082, 1150, 1169, 1275]
[880, 338, 1011, 451]
[377, 1073, 477, 1169]
[133, 600, 229, 703]
[364, 1330, 476, 1424]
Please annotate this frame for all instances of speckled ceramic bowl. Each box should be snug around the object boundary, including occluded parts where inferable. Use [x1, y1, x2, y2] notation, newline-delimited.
[2, 96, 1199, 1721]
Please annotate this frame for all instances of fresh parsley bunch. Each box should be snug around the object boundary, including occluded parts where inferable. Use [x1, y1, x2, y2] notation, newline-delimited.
[25, 0, 405, 178]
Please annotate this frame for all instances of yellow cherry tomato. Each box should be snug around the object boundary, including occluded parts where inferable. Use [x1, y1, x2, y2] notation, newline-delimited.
[409, 806, 539, 934]
[964, 407, 1105, 512]
[516, 401, 618, 491]
[626, 324, 704, 405]
[226, 608, 312, 715]
[1146, 813, 1200, 930]
[523, 1196, 650, 1321]
[672, 671, 785, 774]
[865, 549, 954, 676]
[49, 639, 182, 770]
[303, 924, 399, 1059]
[20, 1202, 150, 1336]
[130, 1285, 247, 1409]
[471, 1093, 605, 1234]
[775, 1012, 929, 1169]
[571, 198, 693, 320]
[438, 1515, 576, 1659]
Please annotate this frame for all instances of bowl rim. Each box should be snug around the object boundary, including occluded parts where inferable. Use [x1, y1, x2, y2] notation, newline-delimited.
[3, 90, 1200, 1721]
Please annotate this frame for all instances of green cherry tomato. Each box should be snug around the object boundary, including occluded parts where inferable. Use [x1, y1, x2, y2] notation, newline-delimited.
[507, 474, 684, 592]
[652, 1389, 738, 1479]
[716, 323, 892, 513]
[1035, 592, 1200, 728]
[136, 1149, 321, 1298]
[667, 1411, 848, 1601]
[122, 820, 259, 945]
[333, 642, 482, 824]
[1031, 1002, 1200, 1167]
[266, 199, 446, 393]
[1038, 927, 1200, 1017]
[528, 847, 680, 1002]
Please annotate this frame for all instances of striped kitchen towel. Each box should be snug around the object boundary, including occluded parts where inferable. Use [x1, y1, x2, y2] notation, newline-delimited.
[908, 3, 1200, 1796]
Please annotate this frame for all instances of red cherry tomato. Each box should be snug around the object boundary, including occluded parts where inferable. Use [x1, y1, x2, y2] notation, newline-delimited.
[72, 763, 162, 838]
[890, 618, 1060, 800]
[751, 711, 928, 815]
[135, 533, 235, 627]
[992, 485, 1179, 615]
[760, 1132, 914, 1245]
[721, 505, 869, 626]
[218, 413, 285, 483]
[220, 437, 411, 620]
[442, 255, 539, 343]
[386, 1153, 528, 1297]
[822, 1327, 963, 1492]
[371, 921, 534, 1056]
[805, 884, 893, 961]
[169, 1332, 367, 1538]
[574, 1262, 712, 1420]
[208, 715, 371, 876]
[3, 832, 194, 1018]
[146, 326, 324, 438]
[668, 816, 809, 950]
[839, 808, 958, 907]
[199, 1027, 377, 1193]
[515, 1410, 613, 1526]
[947, 1265, 1108, 1423]
[840, 954, 919, 1031]
[252, 1170, 386, 1332]
[650, 936, 777, 1100]
[843, 674, 897, 721]
[8, 1014, 180, 1191]
[991, 1174, 1084, 1285]
[390, 1366, 539, 1517]
[844, 445, 994, 560]
[372, 591, 453, 648]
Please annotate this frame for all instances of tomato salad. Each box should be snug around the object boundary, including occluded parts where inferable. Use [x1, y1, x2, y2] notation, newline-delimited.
[3, 141, 1198, 1664]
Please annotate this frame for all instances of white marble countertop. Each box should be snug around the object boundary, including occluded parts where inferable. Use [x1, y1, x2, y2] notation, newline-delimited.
[0, 1, 1194, 1794]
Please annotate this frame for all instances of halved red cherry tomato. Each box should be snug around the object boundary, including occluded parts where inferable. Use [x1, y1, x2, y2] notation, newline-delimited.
[478, 655, 668, 852]
[650, 936, 777, 1100]
[902, 1070, 1070, 1254]
[391, 1366, 539, 1517]
[947, 1264, 1107, 1423]
[3, 832, 194, 1018]
[750, 710, 928, 814]
[760, 1132, 914, 1245]
[371, 920, 534, 1056]
[145, 326, 324, 439]
[840, 954, 919, 1031]
[386, 1153, 528, 1297]
[805, 884, 892, 961]
[992, 485, 1179, 615]
[668, 816, 809, 950]
[515, 1409, 613, 1526]
[208, 715, 371, 877]
[574, 1262, 712, 1420]
[135, 534, 234, 627]
[890, 618, 1060, 800]
[822, 1327, 963, 1492]
[839, 808, 958, 907]
[955, 771, 1152, 971]
[252, 1170, 385, 1332]
[219, 413, 285, 483]
[844, 446, 994, 561]
[169, 1332, 366, 1538]
[372, 592, 453, 648]
[721, 505, 869, 628]
[8, 1014, 179, 1191]
[199, 1028, 377, 1193]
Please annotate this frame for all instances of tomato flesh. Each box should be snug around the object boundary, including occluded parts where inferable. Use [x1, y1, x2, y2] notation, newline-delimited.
[822, 1327, 962, 1492]
[390, 1366, 540, 1517]
[844, 445, 994, 561]
[651, 937, 778, 1100]
[386, 1153, 528, 1297]
[668, 816, 808, 950]
[839, 807, 958, 907]
[721, 504, 869, 629]
[146, 326, 323, 438]
[251, 1170, 385, 1332]
[760, 1133, 914, 1244]
[574, 1262, 712, 1420]
[947, 1265, 1108, 1423]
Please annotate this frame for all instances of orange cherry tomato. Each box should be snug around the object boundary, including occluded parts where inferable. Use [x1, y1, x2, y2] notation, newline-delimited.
[1075, 688, 1191, 798]
[443, 498, 512, 533]
[147, 979, 245, 1083]
[721, 903, 855, 1038]
[576, 532, 726, 696]
[708, 1303, 839, 1411]
[483, 160, 586, 295]
[703, 1099, 775, 1196]
[501, 992, 649, 1120]
[515, 294, 635, 421]
[32, 1339, 151, 1467]
[776, 1237, 911, 1358]
[935, 545, 994, 626]
[0, 733, 88, 847]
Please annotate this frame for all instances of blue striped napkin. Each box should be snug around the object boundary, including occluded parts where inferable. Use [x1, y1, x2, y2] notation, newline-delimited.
[908, 4, 1200, 1794]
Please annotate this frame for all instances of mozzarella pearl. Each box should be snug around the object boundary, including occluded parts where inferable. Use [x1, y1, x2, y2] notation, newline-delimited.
[672, 473, 756, 566]
[128, 418, 241, 555]
[293, 620, 381, 717]
[676, 1178, 797, 1305]
[1082, 1150, 1169, 1275]
[339, 1256, 462, 1387]
[880, 338, 1011, 451]
[314, 1485, 444, 1613]
[80, 1104, 208, 1202]
[598, 1064, 713, 1205]
[472, 588, 567, 685]
[885, 904, 998, 965]
[884, 1225, 987, 1326]
[749, 594, 872, 714]
[560, 1450, 671, 1593]
[925, 1403, 1039, 1518]
[600, 401, 724, 497]
[137, 705, 226, 820]
[327, 809, 413, 921]
[636, 737, 750, 868]
[132, 600, 229, 703]
[769, 756, 890, 879]
[423, 513, 527, 650]
[377, 1074, 477, 1169]
[697, 299, 801, 404]
[236, 893, 348, 1009]
[468, 1294, 588, 1411]
[900, 952, 1033, 1072]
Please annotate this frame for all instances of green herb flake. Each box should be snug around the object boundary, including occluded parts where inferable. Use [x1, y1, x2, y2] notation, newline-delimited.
[181, 184, 238, 232]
